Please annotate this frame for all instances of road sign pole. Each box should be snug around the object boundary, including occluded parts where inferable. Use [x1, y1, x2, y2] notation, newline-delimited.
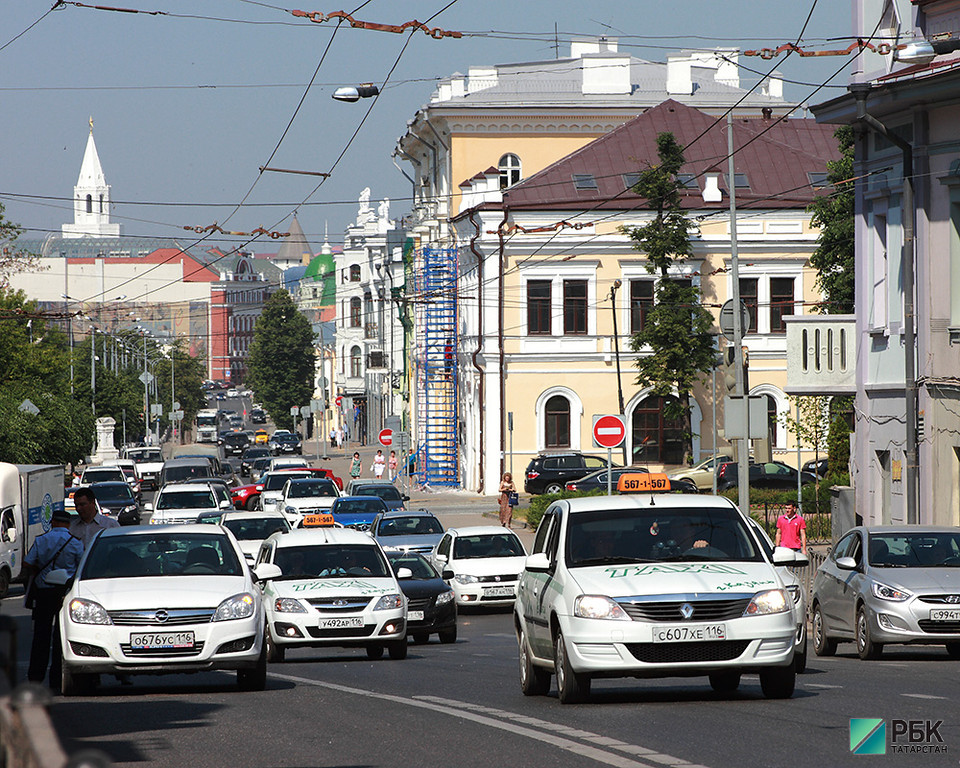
[607, 447, 612, 496]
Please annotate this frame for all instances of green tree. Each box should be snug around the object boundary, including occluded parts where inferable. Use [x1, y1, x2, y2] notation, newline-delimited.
[622, 133, 717, 461]
[246, 290, 315, 431]
[808, 125, 855, 314]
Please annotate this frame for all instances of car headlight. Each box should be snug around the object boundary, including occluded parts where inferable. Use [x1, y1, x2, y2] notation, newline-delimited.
[872, 581, 911, 602]
[69, 598, 112, 625]
[743, 589, 789, 616]
[374, 593, 404, 611]
[274, 597, 307, 613]
[454, 573, 479, 585]
[785, 584, 802, 605]
[436, 589, 455, 606]
[574, 595, 629, 621]
[213, 593, 256, 621]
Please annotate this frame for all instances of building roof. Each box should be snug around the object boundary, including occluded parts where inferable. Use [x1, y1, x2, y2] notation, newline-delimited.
[274, 216, 314, 266]
[493, 100, 838, 212]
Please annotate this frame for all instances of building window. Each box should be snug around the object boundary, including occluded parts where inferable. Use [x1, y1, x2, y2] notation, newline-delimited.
[631, 395, 684, 464]
[99, 194, 104, 214]
[544, 395, 570, 448]
[739, 278, 759, 334]
[572, 174, 598, 191]
[630, 279, 654, 333]
[350, 265, 361, 282]
[85, 194, 92, 214]
[765, 394, 779, 446]
[350, 297, 362, 327]
[498, 153, 521, 189]
[872, 213, 888, 327]
[350, 346, 362, 378]
[770, 277, 795, 333]
[527, 280, 552, 335]
[563, 280, 588, 335]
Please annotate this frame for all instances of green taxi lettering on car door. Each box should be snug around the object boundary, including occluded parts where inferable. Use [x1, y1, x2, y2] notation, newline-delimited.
[604, 563, 748, 578]
[289, 580, 389, 594]
[715, 580, 775, 591]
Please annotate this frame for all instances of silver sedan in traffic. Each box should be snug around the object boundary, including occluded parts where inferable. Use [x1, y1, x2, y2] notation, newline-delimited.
[812, 526, 960, 659]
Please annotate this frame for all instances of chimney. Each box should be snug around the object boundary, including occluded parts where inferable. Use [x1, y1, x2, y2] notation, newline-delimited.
[581, 53, 632, 95]
[571, 36, 618, 58]
[713, 49, 740, 88]
[667, 56, 693, 95]
[467, 66, 498, 93]
[449, 73, 465, 98]
[703, 172, 722, 203]
[762, 71, 783, 99]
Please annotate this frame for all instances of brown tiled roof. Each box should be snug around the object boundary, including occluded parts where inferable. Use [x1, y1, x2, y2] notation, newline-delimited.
[497, 100, 839, 212]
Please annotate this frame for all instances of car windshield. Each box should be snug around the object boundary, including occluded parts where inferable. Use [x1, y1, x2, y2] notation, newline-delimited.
[273, 544, 389, 579]
[334, 499, 385, 515]
[355, 486, 402, 502]
[387, 552, 439, 579]
[263, 473, 310, 491]
[453, 534, 524, 559]
[128, 449, 162, 462]
[93, 484, 135, 503]
[377, 516, 443, 536]
[868, 532, 960, 567]
[156, 490, 217, 510]
[81, 533, 242, 579]
[223, 517, 291, 540]
[565, 507, 763, 566]
[287, 480, 337, 498]
[164, 465, 211, 483]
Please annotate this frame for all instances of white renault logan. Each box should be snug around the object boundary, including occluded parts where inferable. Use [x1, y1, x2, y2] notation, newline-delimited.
[57, 525, 266, 695]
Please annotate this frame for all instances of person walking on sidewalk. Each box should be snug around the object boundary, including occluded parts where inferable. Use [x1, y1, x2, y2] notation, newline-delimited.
[388, 450, 399, 483]
[498, 472, 517, 529]
[372, 449, 386, 479]
[350, 451, 362, 479]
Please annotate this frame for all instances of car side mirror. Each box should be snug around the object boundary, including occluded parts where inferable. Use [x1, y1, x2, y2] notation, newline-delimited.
[792, 551, 809, 566]
[253, 563, 282, 582]
[144, 502, 154, 512]
[772, 546, 801, 564]
[524, 552, 550, 573]
[219, 500, 232, 509]
[395, 567, 412, 580]
[402, 495, 410, 501]
[836, 556, 858, 571]
[435, 553, 448, 563]
[441, 568, 454, 580]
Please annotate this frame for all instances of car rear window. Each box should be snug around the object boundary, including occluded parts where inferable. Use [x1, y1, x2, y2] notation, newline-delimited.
[163, 465, 211, 483]
[93, 484, 135, 503]
[355, 486, 402, 502]
[157, 490, 216, 510]
[83, 468, 125, 483]
[263, 472, 311, 491]
[223, 517, 291, 540]
[377, 516, 442, 536]
[82, 533, 242, 579]
[287, 480, 337, 498]
[453, 534, 524, 559]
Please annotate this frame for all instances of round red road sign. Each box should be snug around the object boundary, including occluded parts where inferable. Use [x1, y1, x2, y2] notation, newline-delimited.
[593, 415, 626, 448]
[378, 428, 393, 447]
[335, 396, 343, 407]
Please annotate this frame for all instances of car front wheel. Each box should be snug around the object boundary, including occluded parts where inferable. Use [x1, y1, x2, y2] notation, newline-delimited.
[759, 664, 796, 699]
[554, 628, 590, 704]
[812, 603, 837, 656]
[388, 637, 408, 660]
[856, 606, 883, 660]
[238, 644, 267, 691]
[708, 670, 741, 694]
[265, 630, 284, 663]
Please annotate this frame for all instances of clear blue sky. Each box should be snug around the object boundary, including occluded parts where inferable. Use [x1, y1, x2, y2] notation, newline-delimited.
[1, 0, 853, 257]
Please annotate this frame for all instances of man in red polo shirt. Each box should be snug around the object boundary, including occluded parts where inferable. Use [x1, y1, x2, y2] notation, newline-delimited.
[775, 502, 806, 554]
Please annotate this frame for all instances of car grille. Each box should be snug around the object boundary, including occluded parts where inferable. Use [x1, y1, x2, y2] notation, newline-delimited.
[917, 620, 960, 634]
[917, 595, 960, 604]
[407, 597, 433, 612]
[120, 642, 205, 657]
[108, 608, 216, 626]
[477, 574, 519, 584]
[625, 640, 750, 664]
[306, 625, 376, 638]
[343, 522, 372, 531]
[617, 598, 752, 622]
[307, 597, 371, 613]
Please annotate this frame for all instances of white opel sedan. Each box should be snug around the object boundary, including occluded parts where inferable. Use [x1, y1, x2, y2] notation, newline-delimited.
[254, 528, 408, 661]
[430, 526, 528, 607]
[57, 525, 266, 695]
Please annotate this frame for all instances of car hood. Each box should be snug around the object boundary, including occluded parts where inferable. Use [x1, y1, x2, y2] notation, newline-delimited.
[568, 560, 782, 598]
[452, 555, 527, 577]
[333, 511, 379, 526]
[397, 577, 451, 599]
[868, 567, 960, 592]
[270, 576, 399, 598]
[377, 534, 443, 552]
[74, 575, 251, 608]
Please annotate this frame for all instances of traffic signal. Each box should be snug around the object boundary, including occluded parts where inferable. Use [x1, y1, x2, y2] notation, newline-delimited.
[720, 343, 749, 396]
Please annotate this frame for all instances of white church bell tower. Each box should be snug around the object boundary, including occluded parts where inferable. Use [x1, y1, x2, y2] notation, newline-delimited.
[62, 117, 121, 239]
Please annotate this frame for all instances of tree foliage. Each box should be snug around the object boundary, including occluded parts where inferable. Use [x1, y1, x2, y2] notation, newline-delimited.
[808, 125, 855, 314]
[622, 133, 717, 457]
[246, 290, 315, 431]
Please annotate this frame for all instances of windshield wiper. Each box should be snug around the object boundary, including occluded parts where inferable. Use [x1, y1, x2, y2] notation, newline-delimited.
[575, 556, 654, 566]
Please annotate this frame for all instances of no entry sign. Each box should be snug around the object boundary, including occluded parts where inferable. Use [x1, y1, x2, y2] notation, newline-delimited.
[378, 428, 393, 447]
[593, 414, 626, 449]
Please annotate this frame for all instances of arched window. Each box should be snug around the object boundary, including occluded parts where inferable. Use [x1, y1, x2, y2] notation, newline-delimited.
[350, 346, 362, 378]
[350, 265, 361, 282]
[350, 297, 362, 327]
[544, 395, 570, 448]
[99, 194, 104, 214]
[631, 395, 684, 464]
[498, 153, 521, 189]
[85, 194, 92, 214]
[765, 394, 779, 446]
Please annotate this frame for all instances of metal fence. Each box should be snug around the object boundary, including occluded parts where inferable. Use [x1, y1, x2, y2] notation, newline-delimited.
[753, 502, 831, 543]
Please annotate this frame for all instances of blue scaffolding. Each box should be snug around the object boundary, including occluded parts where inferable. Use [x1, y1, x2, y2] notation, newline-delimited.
[414, 247, 459, 486]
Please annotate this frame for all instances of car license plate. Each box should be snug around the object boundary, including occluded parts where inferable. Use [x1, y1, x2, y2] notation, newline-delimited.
[651, 624, 726, 643]
[483, 586, 514, 598]
[929, 609, 960, 622]
[130, 632, 195, 650]
[318, 617, 364, 629]
[409, 611, 425, 621]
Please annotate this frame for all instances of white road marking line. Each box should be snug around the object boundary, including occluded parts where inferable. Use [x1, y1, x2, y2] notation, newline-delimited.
[902, 693, 948, 700]
[803, 683, 843, 689]
[270, 672, 692, 768]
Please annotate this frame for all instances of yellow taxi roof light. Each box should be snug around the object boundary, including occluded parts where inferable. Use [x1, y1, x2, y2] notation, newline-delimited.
[617, 473, 671, 493]
[301, 513, 335, 527]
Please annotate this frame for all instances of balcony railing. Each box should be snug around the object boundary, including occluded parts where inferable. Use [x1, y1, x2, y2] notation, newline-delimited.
[784, 315, 855, 395]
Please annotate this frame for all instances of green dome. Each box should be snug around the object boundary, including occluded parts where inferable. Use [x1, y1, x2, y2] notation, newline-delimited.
[304, 253, 336, 306]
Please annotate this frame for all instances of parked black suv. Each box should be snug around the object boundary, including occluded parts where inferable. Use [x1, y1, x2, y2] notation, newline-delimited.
[523, 452, 613, 495]
[716, 460, 818, 492]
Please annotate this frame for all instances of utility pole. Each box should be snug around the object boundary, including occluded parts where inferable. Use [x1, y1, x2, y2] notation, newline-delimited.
[90, 327, 96, 414]
[609, 280, 628, 466]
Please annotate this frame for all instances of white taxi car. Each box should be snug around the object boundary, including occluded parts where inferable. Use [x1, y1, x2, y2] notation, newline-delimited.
[254, 528, 408, 661]
[56, 525, 266, 695]
[514, 474, 802, 703]
[430, 526, 527, 607]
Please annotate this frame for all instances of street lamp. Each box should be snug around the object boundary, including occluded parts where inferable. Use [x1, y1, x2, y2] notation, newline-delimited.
[332, 84, 379, 102]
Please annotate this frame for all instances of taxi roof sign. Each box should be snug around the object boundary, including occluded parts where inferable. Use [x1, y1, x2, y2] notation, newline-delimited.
[301, 513, 335, 528]
[617, 473, 671, 493]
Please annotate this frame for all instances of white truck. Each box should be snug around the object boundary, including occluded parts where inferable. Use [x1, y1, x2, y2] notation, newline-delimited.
[196, 409, 220, 443]
[122, 446, 165, 491]
[0, 463, 66, 598]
